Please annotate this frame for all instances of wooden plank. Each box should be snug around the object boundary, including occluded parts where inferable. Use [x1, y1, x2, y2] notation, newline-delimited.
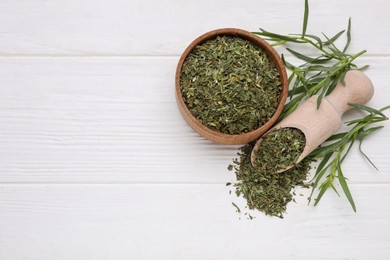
[0, 57, 389, 184]
[0, 184, 389, 259]
[0, 0, 389, 55]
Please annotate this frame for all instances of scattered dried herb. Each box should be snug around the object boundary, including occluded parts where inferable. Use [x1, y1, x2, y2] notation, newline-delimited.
[253, 128, 306, 172]
[232, 202, 241, 213]
[229, 142, 313, 218]
[180, 35, 282, 134]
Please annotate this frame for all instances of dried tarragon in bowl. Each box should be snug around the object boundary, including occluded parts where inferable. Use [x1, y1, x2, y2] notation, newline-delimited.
[180, 35, 282, 135]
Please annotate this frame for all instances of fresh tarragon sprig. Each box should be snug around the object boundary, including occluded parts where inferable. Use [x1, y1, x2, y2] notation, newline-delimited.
[254, 1, 367, 121]
[308, 104, 389, 211]
[253, 0, 389, 211]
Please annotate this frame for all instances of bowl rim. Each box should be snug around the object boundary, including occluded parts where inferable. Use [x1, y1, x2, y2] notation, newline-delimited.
[175, 28, 289, 145]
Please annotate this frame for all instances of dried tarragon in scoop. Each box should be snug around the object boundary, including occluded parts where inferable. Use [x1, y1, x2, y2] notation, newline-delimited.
[180, 35, 282, 135]
[253, 128, 306, 173]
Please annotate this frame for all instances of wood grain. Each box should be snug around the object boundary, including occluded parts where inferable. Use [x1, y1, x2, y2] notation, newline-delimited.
[0, 1, 390, 259]
[0, 0, 389, 55]
[0, 184, 389, 259]
[0, 57, 389, 184]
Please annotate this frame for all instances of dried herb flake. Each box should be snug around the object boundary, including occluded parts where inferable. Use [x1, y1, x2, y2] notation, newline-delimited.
[253, 128, 306, 172]
[231, 142, 313, 218]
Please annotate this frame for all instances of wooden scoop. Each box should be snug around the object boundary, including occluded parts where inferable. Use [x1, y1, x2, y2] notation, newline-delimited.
[250, 70, 374, 173]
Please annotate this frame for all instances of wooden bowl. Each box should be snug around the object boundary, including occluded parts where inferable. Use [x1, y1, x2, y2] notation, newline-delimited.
[175, 28, 288, 145]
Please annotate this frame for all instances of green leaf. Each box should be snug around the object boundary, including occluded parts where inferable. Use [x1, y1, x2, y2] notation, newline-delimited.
[380, 105, 390, 112]
[330, 183, 340, 197]
[305, 65, 335, 72]
[357, 65, 369, 71]
[308, 76, 327, 84]
[302, 0, 309, 37]
[341, 139, 355, 163]
[286, 95, 303, 109]
[337, 161, 356, 212]
[309, 158, 333, 201]
[281, 54, 299, 70]
[310, 139, 345, 158]
[254, 29, 301, 43]
[286, 48, 317, 63]
[316, 76, 331, 108]
[357, 126, 383, 171]
[340, 71, 347, 86]
[288, 71, 296, 84]
[359, 138, 379, 171]
[328, 45, 342, 56]
[345, 116, 370, 126]
[325, 132, 348, 142]
[349, 103, 387, 118]
[322, 33, 343, 56]
[316, 93, 324, 109]
[302, 34, 322, 42]
[286, 48, 331, 64]
[288, 85, 304, 96]
[311, 152, 333, 181]
[270, 40, 288, 46]
[314, 181, 330, 206]
[343, 18, 352, 53]
[323, 30, 345, 46]
[308, 71, 324, 81]
[325, 77, 339, 95]
[278, 96, 303, 121]
[232, 202, 241, 213]
[290, 33, 322, 48]
[288, 75, 302, 98]
[358, 126, 384, 139]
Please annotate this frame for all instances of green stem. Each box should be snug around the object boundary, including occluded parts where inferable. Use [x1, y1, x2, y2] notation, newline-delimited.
[310, 50, 367, 94]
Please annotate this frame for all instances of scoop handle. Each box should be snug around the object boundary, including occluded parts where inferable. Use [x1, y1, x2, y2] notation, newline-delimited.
[251, 70, 375, 172]
[326, 70, 374, 116]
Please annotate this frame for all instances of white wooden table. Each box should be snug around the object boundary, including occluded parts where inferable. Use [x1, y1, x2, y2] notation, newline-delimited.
[1, 0, 389, 259]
